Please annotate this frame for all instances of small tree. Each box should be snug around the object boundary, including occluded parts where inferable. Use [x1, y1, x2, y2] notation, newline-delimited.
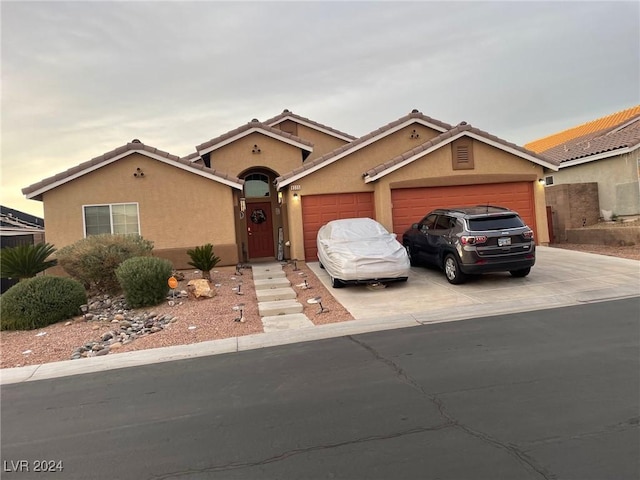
[0, 242, 57, 280]
[186, 244, 221, 280]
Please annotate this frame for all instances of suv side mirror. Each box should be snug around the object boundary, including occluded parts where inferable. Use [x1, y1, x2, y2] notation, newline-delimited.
[411, 223, 419, 229]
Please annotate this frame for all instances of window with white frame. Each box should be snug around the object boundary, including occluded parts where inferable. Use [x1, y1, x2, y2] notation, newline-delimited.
[84, 203, 139, 236]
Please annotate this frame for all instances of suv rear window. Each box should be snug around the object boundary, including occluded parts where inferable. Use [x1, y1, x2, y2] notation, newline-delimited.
[468, 215, 525, 231]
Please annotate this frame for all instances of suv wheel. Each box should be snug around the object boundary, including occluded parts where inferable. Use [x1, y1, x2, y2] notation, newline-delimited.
[510, 267, 531, 278]
[444, 254, 466, 284]
[405, 244, 419, 266]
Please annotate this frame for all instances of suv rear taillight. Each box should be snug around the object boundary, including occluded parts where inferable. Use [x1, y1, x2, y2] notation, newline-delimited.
[461, 235, 487, 245]
[522, 230, 534, 240]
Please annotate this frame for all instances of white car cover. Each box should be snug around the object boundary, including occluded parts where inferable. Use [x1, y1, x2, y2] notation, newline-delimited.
[317, 218, 410, 282]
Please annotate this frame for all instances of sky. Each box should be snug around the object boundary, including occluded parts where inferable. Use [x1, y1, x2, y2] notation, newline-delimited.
[2, 1, 639, 218]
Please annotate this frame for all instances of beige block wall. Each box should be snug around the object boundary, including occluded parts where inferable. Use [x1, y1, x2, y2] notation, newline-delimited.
[42, 153, 240, 266]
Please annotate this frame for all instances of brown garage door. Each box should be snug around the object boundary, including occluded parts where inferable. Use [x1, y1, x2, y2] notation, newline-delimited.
[391, 182, 536, 237]
[302, 192, 375, 260]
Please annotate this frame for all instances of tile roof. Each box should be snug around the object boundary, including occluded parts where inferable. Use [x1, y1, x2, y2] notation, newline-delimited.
[195, 119, 314, 154]
[525, 105, 640, 154]
[533, 116, 640, 164]
[363, 123, 559, 182]
[275, 109, 455, 187]
[22, 140, 244, 201]
[263, 109, 357, 141]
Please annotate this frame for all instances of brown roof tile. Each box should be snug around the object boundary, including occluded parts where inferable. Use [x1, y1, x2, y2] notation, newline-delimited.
[275, 110, 455, 186]
[22, 140, 243, 200]
[525, 105, 640, 153]
[263, 109, 357, 141]
[527, 112, 640, 164]
[363, 123, 558, 180]
[195, 119, 313, 153]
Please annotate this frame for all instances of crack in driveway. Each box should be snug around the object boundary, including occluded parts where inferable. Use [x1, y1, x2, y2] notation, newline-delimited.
[347, 335, 557, 480]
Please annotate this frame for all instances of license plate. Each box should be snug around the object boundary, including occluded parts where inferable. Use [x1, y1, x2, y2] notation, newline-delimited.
[498, 237, 511, 247]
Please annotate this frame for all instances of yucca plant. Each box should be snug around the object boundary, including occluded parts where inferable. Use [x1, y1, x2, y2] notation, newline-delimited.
[0, 242, 57, 280]
[186, 244, 221, 280]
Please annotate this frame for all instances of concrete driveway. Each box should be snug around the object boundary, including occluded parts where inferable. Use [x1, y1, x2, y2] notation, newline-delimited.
[308, 246, 640, 322]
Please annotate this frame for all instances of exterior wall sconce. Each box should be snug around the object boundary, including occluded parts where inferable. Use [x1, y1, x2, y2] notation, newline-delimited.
[133, 168, 145, 177]
[277, 191, 283, 204]
[410, 129, 420, 139]
[252, 144, 261, 154]
[240, 197, 246, 212]
[293, 193, 299, 199]
[538, 178, 546, 185]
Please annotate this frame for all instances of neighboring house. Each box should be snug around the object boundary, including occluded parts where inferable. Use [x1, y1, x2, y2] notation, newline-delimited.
[22, 109, 558, 268]
[1, 205, 45, 293]
[525, 105, 640, 221]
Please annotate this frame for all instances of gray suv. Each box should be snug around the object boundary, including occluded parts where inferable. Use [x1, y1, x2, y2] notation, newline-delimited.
[402, 206, 535, 284]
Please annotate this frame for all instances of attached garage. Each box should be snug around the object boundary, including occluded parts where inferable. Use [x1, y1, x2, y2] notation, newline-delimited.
[302, 192, 374, 260]
[391, 182, 536, 237]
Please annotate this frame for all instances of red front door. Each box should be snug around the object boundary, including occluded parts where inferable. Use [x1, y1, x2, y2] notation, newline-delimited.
[247, 202, 274, 258]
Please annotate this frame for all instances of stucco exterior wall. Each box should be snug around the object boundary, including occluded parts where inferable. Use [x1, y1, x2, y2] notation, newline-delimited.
[42, 153, 239, 266]
[208, 133, 306, 178]
[292, 124, 351, 161]
[545, 151, 640, 216]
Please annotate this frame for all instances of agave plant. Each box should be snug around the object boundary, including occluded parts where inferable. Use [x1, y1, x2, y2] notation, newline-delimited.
[186, 243, 221, 280]
[0, 242, 58, 280]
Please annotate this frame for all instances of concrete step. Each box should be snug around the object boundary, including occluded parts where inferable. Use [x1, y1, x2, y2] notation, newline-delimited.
[254, 277, 291, 290]
[258, 299, 303, 317]
[252, 263, 285, 275]
[261, 313, 314, 332]
[253, 270, 286, 280]
[256, 287, 297, 302]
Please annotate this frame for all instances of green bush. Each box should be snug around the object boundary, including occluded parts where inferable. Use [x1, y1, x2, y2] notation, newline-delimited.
[187, 243, 221, 280]
[116, 256, 173, 308]
[56, 234, 154, 294]
[0, 276, 87, 331]
[0, 242, 57, 280]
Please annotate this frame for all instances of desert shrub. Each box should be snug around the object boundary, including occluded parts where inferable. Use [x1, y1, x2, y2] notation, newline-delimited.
[0, 276, 87, 331]
[116, 256, 173, 308]
[187, 243, 221, 280]
[0, 242, 57, 280]
[56, 234, 154, 293]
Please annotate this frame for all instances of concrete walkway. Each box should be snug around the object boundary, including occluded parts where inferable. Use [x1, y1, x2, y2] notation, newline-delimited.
[1, 247, 638, 385]
[253, 262, 314, 333]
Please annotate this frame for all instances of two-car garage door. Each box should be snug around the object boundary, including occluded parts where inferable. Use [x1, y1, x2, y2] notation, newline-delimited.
[302, 193, 374, 260]
[301, 183, 536, 261]
[391, 182, 536, 237]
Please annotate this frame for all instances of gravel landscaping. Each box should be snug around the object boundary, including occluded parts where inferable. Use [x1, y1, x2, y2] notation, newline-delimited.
[1, 243, 637, 369]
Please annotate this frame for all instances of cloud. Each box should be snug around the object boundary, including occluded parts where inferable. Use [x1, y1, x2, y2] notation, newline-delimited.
[2, 1, 638, 217]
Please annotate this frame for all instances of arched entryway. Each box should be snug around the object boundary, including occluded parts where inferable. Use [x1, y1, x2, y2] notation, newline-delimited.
[236, 168, 285, 262]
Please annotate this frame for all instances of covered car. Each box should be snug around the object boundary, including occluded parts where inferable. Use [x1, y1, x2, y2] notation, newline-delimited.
[316, 217, 410, 288]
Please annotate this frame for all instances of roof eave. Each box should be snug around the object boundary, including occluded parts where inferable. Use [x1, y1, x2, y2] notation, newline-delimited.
[24, 150, 244, 200]
[267, 115, 355, 142]
[365, 131, 559, 183]
[559, 143, 640, 168]
[277, 117, 451, 188]
[197, 127, 313, 156]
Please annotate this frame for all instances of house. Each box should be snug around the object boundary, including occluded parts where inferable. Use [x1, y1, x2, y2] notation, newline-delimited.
[22, 109, 558, 268]
[1, 205, 45, 293]
[525, 105, 640, 234]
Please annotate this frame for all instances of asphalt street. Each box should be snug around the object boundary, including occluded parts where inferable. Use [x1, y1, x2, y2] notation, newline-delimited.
[1, 298, 639, 480]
